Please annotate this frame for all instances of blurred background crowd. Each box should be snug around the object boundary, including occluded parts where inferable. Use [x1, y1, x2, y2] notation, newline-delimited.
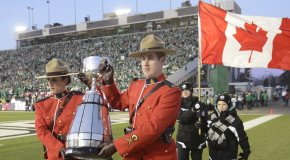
[0, 26, 198, 101]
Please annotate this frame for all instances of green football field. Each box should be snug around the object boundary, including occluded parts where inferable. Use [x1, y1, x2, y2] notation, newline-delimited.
[0, 111, 289, 160]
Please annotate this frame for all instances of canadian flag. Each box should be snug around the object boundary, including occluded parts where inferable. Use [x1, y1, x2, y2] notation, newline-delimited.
[199, 1, 290, 70]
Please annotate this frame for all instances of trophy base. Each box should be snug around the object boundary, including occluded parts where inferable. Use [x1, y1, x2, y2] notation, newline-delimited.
[65, 147, 112, 160]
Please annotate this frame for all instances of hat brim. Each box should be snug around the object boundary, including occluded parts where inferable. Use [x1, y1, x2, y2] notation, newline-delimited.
[128, 49, 176, 58]
[35, 73, 79, 79]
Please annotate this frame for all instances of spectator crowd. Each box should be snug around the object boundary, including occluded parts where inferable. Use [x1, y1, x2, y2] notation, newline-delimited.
[0, 26, 198, 101]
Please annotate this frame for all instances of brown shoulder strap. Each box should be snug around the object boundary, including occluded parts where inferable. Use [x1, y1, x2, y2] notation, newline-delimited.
[129, 82, 165, 124]
[49, 92, 74, 131]
[43, 92, 75, 159]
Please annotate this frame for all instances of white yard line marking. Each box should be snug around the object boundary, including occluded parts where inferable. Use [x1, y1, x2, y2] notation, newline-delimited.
[0, 134, 36, 140]
[243, 115, 282, 130]
[0, 120, 35, 124]
[110, 114, 129, 124]
[0, 114, 281, 140]
[0, 127, 32, 130]
[0, 114, 129, 140]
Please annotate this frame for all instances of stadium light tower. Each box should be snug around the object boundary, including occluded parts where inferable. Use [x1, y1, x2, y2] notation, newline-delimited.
[31, 8, 34, 28]
[46, 0, 51, 24]
[27, 7, 31, 31]
[136, 0, 138, 14]
[102, 0, 104, 18]
[74, 0, 77, 24]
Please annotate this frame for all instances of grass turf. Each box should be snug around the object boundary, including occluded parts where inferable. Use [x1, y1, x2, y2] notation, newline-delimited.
[0, 111, 286, 160]
[0, 111, 35, 122]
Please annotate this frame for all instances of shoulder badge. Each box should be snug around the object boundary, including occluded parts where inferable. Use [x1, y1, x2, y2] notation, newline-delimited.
[70, 91, 84, 95]
[163, 80, 176, 88]
[36, 96, 50, 103]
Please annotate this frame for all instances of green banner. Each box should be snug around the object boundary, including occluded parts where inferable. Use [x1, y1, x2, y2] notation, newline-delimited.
[209, 65, 229, 94]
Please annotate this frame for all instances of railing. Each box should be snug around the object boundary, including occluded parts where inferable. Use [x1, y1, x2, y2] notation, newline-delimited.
[167, 57, 198, 86]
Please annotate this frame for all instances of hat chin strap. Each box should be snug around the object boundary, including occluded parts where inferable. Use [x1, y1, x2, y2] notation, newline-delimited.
[53, 89, 68, 99]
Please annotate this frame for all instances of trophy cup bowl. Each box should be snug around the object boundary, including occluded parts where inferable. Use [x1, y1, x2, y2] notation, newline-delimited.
[65, 56, 113, 160]
[82, 56, 102, 79]
[82, 56, 110, 81]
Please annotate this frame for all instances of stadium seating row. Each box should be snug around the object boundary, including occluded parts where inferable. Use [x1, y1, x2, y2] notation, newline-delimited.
[0, 26, 198, 99]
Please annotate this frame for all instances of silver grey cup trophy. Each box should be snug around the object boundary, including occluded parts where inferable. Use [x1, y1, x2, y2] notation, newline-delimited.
[65, 56, 113, 160]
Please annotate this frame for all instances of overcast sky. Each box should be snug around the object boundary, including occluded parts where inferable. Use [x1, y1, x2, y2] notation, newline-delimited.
[0, 0, 289, 77]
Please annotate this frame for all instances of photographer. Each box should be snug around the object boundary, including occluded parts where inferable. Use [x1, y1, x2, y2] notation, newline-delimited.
[176, 82, 207, 160]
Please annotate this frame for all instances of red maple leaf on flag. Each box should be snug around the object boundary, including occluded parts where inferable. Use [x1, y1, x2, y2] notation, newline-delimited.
[233, 22, 268, 63]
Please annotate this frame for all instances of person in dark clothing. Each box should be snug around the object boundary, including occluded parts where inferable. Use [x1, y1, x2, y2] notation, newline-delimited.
[25, 94, 31, 111]
[176, 82, 208, 160]
[207, 94, 251, 160]
[285, 89, 289, 107]
[259, 91, 265, 107]
[245, 93, 252, 110]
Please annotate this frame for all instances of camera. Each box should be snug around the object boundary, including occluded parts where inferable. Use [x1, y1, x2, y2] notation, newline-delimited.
[124, 126, 135, 135]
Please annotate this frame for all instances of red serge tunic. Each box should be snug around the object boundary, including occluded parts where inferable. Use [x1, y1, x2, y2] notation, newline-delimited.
[34, 91, 83, 160]
[102, 74, 181, 160]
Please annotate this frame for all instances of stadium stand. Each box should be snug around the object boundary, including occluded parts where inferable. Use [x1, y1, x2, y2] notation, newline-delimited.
[0, 26, 198, 99]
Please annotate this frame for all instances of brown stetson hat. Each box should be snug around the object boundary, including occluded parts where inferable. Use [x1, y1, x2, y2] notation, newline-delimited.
[35, 59, 78, 79]
[128, 34, 176, 58]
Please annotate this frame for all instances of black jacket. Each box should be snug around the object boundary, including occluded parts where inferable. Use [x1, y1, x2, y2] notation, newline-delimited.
[176, 97, 207, 150]
[207, 107, 251, 160]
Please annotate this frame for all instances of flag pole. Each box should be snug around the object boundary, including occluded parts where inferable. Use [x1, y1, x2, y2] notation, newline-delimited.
[197, 0, 202, 103]
[197, 44, 202, 136]
[197, 0, 202, 135]
[198, 48, 201, 101]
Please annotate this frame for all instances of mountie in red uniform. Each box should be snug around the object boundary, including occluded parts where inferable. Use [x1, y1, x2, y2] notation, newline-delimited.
[102, 74, 181, 160]
[34, 90, 83, 160]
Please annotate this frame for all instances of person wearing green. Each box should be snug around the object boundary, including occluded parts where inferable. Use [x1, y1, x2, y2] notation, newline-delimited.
[251, 92, 259, 108]
[263, 92, 268, 106]
[259, 91, 264, 106]
[0, 90, 6, 99]
[245, 93, 252, 110]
